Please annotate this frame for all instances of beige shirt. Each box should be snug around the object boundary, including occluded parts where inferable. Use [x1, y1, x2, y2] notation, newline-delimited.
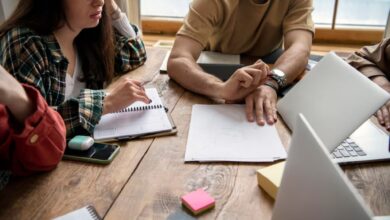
[346, 38, 390, 79]
[178, 0, 315, 57]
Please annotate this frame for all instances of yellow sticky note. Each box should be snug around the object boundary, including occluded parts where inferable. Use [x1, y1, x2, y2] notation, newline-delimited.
[256, 161, 286, 199]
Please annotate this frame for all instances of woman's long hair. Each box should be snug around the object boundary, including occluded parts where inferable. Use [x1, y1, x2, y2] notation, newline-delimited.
[0, 0, 115, 89]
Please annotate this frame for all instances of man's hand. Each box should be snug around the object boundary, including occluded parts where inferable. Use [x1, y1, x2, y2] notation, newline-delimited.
[376, 100, 390, 130]
[245, 85, 278, 125]
[369, 75, 390, 131]
[374, 79, 390, 130]
[220, 60, 269, 101]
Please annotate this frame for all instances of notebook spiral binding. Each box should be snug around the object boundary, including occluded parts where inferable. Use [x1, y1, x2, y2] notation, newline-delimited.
[117, 104, 164, 113]
[86, 205, 102, 220]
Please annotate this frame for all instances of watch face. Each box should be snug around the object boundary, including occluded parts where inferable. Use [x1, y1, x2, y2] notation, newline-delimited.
[271, 69, 286, 88]
[272, 69, 285, 77]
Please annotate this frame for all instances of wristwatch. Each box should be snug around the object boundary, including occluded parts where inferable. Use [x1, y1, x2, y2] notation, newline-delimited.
[269, 68, 287, 89]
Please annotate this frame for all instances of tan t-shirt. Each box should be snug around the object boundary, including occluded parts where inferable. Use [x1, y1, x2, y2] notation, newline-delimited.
[178, 0, 315, 57]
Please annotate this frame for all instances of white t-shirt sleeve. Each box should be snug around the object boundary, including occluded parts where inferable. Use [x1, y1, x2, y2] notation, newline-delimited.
[112, 12, 137, 39]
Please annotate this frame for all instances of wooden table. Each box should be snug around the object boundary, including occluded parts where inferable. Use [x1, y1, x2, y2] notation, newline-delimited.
[0, 48, 389, 220]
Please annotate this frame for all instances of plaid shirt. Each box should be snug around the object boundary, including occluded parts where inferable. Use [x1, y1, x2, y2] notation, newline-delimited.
[0, 26, 147, 138]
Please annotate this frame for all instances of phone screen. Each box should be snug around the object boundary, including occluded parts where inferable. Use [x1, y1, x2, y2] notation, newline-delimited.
[64, 143, 119, 163]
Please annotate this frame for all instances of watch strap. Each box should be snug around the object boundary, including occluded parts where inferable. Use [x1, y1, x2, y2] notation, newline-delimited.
[263, 80, 279, 93]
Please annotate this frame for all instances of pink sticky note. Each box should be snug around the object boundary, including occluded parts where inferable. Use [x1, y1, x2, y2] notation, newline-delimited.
[181, 189, 215, 215]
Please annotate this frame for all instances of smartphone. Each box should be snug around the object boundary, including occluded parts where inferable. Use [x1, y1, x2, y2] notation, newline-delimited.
[63, 142, 120, 164]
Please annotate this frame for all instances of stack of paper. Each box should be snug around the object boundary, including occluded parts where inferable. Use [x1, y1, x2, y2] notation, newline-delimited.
[257, 161, 285, 199]
[185, 105, 287, 162]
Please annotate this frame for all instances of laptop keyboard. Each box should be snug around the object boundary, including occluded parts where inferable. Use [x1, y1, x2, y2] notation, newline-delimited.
[331, 138, 367, 159]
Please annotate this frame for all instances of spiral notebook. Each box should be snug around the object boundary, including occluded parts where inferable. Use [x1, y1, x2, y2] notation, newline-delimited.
[54, 205, 101, 220]
[93, 88, 173, 141]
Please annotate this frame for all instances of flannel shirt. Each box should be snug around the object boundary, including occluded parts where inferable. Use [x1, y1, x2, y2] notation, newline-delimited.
[0, 25, 147, 138]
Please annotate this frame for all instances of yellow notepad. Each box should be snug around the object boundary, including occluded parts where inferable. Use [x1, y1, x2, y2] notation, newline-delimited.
[257, 161, 285, 199]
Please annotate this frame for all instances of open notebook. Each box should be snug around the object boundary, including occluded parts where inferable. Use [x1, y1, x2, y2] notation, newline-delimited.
[93, 88, 174, 142]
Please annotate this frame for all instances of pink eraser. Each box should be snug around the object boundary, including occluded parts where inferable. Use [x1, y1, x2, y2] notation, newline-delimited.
[181, 189, 215, 215]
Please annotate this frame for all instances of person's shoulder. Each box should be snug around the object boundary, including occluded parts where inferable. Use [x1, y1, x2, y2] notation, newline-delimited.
[1, 26, 49, 51]
[2, 26, 42, 42]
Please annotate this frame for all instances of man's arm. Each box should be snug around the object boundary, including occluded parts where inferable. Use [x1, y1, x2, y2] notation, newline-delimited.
[273, 30, 312, 84]
[370, 75, 390, 131]
[167, 35, 222, 97]
[168, 35, 269, 101]
[346, 39, 390, 130]
[245, 30, 312, 125]
[362, 69, 390, 130]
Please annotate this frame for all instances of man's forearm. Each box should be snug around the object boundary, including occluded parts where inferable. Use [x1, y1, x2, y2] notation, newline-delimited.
[370, 74, 390, 93]
[168, 56, 224, 98]
[273, 43, 310, 84]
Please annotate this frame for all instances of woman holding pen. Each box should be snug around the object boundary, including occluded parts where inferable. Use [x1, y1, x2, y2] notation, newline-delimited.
[0, 0, 150, 138]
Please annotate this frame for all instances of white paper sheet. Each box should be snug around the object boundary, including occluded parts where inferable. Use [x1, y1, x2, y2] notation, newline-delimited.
[185, 104, 287, 162]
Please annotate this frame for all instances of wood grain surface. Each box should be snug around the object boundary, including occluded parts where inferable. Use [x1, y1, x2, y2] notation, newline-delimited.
[0, 47, 389, 220]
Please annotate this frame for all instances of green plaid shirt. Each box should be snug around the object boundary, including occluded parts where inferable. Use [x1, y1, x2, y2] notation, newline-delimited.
[0, 26, 147, 138]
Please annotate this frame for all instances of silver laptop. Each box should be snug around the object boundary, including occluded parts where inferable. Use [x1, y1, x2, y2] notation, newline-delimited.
[277, 52, 390, 164]
[272, 114, 376, 220]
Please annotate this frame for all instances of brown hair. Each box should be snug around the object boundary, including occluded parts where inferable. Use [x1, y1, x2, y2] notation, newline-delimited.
[0, 0, 115, 89]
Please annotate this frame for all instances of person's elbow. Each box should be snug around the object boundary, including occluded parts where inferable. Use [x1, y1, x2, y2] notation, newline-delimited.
[167, 51, 182, 80]
[13, 111, 66, 176]
[36, 111, 67, 171]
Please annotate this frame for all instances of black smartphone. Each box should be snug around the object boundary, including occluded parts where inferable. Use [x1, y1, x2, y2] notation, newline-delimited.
[63, 142, 120, 164]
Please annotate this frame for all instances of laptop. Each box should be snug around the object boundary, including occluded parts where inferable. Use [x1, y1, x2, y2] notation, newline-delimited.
[277, 52, 390, 164]
[272, 114, 383, 220]
[199, 63, 244, 82]
[160, 50, 243, 81]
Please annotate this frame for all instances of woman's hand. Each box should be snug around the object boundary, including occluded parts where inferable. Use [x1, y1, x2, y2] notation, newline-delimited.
[105, 0, 121, 20]
[103, 79, 150, 114]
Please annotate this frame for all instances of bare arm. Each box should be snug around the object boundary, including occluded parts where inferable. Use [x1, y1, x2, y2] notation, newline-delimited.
[245, 30, 312, 125]
[168, 35, 268, 101]
[273, 29, 312, 84]
[363, 71, 390, 130]
[167, 35, 224, 97]
[0, 66, 34, 123]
